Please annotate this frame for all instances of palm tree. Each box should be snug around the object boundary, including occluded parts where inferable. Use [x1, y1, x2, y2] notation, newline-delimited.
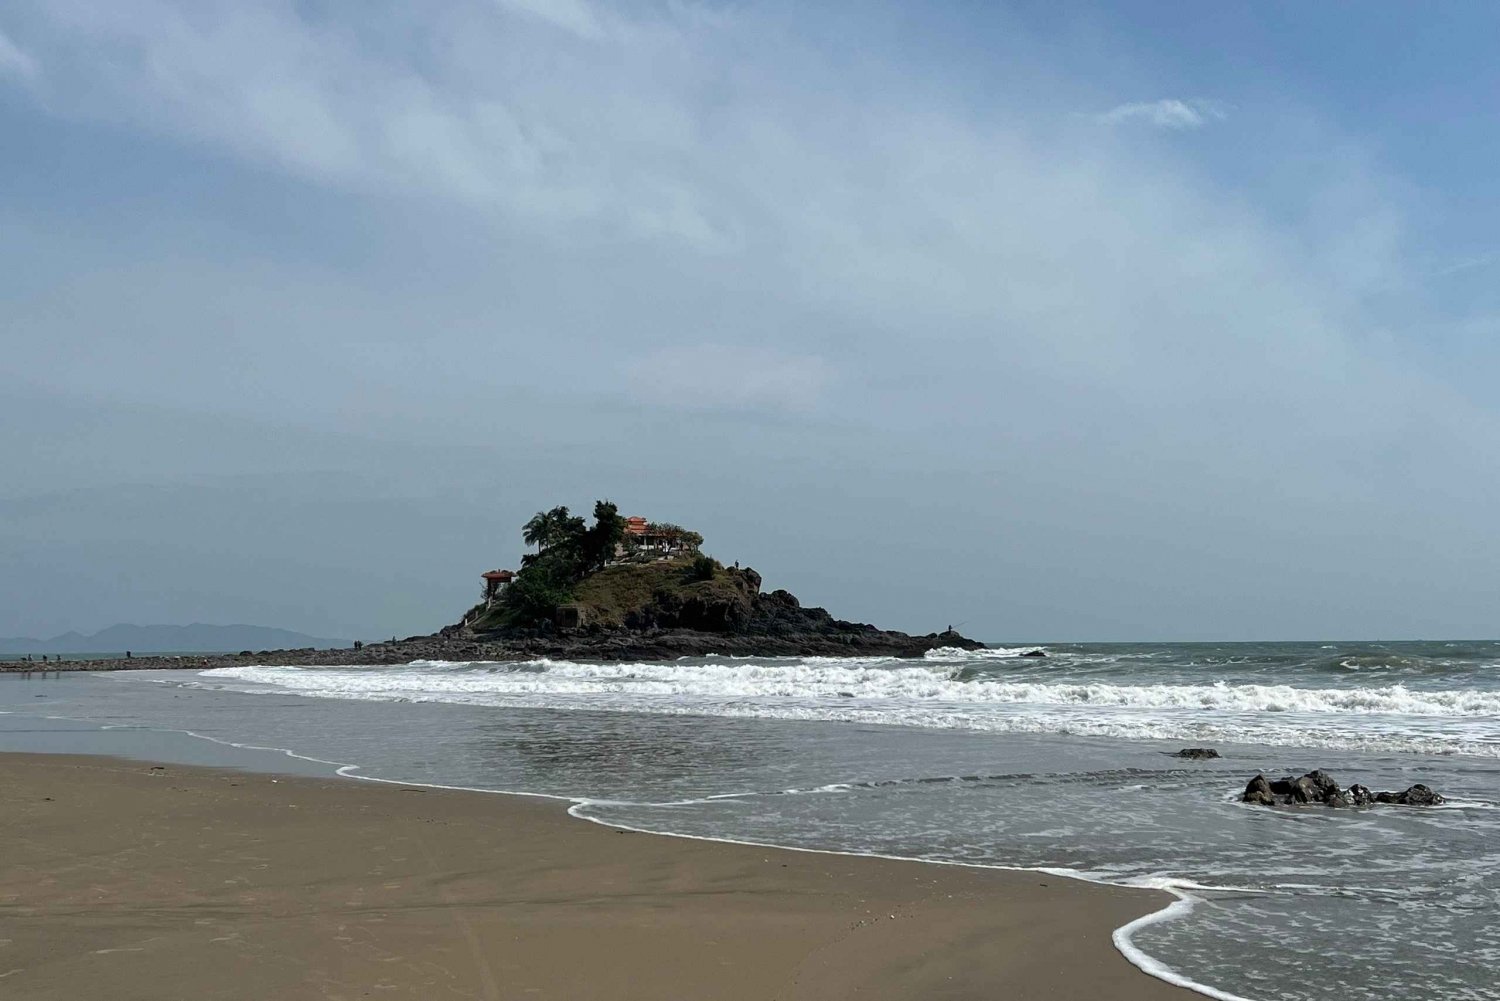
[522, 511, 550, 551]
[522, 506, 573, 552]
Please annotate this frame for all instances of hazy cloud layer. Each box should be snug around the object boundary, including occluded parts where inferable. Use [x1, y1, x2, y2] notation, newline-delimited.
[0, 27, 37, 79]
[1, 1, 1497, 640]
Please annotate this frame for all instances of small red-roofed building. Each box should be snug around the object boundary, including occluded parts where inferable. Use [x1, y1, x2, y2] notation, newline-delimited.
[618, 517, 701, 558]
[481, 569, 515, 603]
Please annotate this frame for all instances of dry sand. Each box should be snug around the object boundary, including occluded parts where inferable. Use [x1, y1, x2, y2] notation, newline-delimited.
[0, 753, 1200, 1000]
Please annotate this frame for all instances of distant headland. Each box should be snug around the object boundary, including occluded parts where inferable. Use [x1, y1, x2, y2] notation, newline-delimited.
[0, 623, 349, 659]
[4, 501, 982, 672]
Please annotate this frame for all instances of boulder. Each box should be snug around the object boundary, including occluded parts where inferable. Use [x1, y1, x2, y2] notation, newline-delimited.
[1292, 769, 1343, 805]
[1020, 649, 1047, 658]
[1242, 774, 1277, 806]
[1375, 784, 1444, 806]
[1173, 748, 1221, 760]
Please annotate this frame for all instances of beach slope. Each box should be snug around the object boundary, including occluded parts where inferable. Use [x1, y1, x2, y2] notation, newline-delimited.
[0, 754, 1196, 1000]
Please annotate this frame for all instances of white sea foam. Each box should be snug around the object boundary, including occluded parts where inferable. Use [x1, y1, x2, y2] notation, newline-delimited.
[1112, 891, 1255, 1001]
[922, 645, 1046, 660]
[193, 658, 1500, 757]
[204, 660, 1500, 716]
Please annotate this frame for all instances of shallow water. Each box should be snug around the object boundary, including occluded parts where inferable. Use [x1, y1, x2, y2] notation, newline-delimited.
[2, 640, 1497, 1001]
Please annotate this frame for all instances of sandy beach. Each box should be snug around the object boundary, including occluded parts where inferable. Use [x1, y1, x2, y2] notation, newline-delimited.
[0, 752, 1198, 1000]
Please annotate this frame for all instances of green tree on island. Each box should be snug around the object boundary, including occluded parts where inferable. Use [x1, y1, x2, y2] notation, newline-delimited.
[502, 500, 629, 625]
[579, 501, 627, 573]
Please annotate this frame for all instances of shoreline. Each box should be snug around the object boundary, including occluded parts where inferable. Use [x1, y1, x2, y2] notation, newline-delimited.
[0, 749, 1201, 1000]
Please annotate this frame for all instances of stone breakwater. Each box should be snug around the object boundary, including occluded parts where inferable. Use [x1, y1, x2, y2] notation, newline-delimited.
[1, 627, 982, 673]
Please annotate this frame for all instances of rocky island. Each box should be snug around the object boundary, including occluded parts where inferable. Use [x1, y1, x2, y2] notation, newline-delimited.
[10, 501, 982, 672]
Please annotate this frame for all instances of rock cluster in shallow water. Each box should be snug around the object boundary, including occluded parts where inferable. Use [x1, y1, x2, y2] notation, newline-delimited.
[1242, 770, 1443, 807]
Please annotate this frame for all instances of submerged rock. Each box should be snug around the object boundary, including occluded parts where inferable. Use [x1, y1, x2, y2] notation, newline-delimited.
[1376, 784, 1444, 806]
[1020, 649, 1047, 658]
[1241, 771, 1443, 808]
[1173, 748, 1221, 760]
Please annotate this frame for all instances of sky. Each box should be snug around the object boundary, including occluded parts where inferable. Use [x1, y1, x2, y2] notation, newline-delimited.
[3, 1, 1500, 642]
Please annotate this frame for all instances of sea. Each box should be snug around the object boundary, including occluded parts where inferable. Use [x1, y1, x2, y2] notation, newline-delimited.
[2, 640, 1497, 1001]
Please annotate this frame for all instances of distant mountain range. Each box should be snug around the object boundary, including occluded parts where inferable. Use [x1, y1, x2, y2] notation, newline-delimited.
[0, 623, 351, 655]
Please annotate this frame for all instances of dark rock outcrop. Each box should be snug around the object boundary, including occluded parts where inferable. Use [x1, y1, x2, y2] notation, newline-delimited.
[1376, 784, 1443, 806]
[1020, 649, 1047, 658]
[1173, 748, 1221, 760]
[1241, 771, 1443, 808]
[458, 564, 985, 661]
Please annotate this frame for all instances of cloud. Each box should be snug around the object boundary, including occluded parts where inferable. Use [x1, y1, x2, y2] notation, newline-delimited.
[1097, 98, 1227, 129]
[0, 27, 38, 81]
[3, 1, 1499, 637]
[624, 344, 830, 413]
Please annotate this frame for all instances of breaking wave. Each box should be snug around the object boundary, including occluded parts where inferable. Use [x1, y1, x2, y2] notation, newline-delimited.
[206, 660, 1500, 715]
[195, 657, 1500, 757]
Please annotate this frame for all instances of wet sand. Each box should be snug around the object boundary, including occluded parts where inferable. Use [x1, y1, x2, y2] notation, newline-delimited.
[0, 753, 1199, 1000]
